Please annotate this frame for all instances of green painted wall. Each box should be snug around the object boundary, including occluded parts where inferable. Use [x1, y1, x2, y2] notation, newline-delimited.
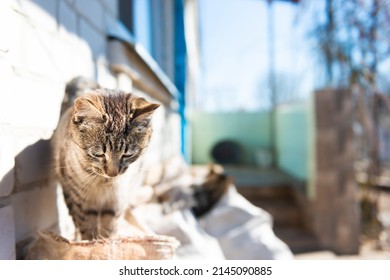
[275, 102, 312, 181]
[189, 111, 271, 165]
[190, 101, 313, 185]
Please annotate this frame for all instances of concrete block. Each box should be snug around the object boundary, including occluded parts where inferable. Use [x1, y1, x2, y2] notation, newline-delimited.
[75, 0, 105, 32]
[0, 205, 16, 260]
[79, 18, 106, 59]
[315, 89, 336, 128]
[58, 0, 78, 35]
[316, 130, 336, 170]
[11, 184, 58, 242]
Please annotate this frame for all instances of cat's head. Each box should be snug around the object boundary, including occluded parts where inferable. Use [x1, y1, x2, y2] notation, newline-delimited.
[69, 89, 160, 178]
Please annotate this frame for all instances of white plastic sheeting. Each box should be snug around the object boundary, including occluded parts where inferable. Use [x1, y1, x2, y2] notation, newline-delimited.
[132, 204, 225, 260]
[133, 185, 293, 260]
[200, 186, 293, 259]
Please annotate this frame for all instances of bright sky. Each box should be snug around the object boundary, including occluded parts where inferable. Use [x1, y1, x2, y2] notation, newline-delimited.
[197, 0, 318, 112]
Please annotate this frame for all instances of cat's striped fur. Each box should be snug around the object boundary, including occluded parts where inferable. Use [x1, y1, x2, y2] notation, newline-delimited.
[52, 88, 159, 240]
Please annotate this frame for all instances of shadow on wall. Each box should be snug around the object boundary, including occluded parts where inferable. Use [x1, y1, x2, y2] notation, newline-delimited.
[7, 139, 60, 259]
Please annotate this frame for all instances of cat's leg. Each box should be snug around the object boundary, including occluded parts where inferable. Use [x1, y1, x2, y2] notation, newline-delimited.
[78, 208, 119, 240]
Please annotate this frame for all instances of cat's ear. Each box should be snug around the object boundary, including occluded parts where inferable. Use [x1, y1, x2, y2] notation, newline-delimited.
[131, 97, 160, 120]
[208, 164, 224, 175]
[73, 95, 107, 124]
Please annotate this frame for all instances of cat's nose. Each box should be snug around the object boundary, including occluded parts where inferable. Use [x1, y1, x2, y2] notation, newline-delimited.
[106, 163, 120, 177]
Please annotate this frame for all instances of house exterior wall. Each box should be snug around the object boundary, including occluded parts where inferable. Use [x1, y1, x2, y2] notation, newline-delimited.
[0, 0, 179, 259]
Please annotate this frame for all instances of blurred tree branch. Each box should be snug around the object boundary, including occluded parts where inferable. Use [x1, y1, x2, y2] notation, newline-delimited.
[306, 0, 390, 237]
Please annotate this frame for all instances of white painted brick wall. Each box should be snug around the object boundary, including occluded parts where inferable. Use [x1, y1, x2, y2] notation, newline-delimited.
[0, 0, 119, 258]
[0, 0, 179, 260]
[0, 205, 16, 260]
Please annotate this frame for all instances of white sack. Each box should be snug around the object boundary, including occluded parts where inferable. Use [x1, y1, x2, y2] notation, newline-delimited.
[132, 204, 225, 260]
[199, 186, 294, 260]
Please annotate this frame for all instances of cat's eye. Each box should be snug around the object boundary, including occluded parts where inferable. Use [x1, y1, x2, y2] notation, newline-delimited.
[122, 153, 133, 159]
[93, 153, 105, 158]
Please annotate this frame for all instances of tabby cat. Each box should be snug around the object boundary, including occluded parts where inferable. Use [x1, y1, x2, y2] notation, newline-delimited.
[191, 165, 232, 218]
[52, 88, 159, 240]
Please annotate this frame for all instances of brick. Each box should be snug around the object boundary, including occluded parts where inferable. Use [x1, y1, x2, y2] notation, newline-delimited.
[0, 3, 23, 66]
[18, 0, 58, 33]
[11, 185, 58, 242]
[0, 60, 16, 125]
[31, 0, 58, 15]
[58, 0, 78, 35]
[19, 20, 64, 80]
[79, 18, 106, 59]
[16, 1, 94, 81]
[14, 139, 53, 192]
[0, 205, 16, 260]
[101, 0, 118, 17]
[17, 18, 89, 82]
[75, 0, 105, 32]
[53, 31, 95, 81]
[104, 13, 117, 35]
[0, 74, 63, 130]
